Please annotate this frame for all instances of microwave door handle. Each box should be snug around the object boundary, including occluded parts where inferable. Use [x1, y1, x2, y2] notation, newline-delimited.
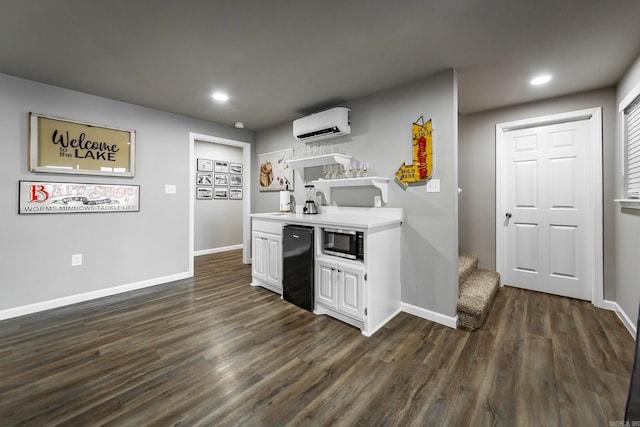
[324, 228, 357, 235]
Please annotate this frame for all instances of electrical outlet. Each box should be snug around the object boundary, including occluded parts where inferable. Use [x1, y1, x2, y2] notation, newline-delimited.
[165, 184, 177, 194]
[71, 254, 83, 266]
[426, 179, 440, 193]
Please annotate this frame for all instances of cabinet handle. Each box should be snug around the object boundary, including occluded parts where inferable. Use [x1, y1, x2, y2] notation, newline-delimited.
[331, 267, 336, 271]
[337, 269, 342, 273]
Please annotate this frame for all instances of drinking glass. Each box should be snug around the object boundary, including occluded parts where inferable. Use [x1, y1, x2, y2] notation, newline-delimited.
[331, 164, 338, 179]
[323, 165, 331, 179]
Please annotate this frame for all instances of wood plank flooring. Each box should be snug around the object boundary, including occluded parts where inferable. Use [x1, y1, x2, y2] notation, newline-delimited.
[0, 250, 634, 426]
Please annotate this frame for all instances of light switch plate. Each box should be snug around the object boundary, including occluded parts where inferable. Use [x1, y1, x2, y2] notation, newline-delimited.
[426, 179, 440, 193]
[165, 184, 177, 194]
[71, 254, 82, 266]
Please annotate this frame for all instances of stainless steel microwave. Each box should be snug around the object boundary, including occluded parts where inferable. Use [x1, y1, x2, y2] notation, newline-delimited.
[322, 228, 364, 261]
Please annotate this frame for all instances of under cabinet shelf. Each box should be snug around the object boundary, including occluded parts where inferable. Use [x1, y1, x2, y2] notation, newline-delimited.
[313, 177, 390, 204]
[287, 153, 353, 170]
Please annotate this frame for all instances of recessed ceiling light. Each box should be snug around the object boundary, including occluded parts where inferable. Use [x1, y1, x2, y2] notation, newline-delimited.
[530, 75, 552, 86]
[234, 121, 245, 129]
[212, 92, 229, 102]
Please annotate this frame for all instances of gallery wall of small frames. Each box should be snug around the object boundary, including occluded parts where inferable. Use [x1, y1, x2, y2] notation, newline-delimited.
[196, 158, 243, 200]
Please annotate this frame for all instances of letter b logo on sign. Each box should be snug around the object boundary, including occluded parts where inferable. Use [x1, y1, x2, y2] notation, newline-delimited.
[30, 185, 49, 202]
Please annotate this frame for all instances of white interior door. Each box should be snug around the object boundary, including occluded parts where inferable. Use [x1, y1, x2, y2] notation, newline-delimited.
[497, 109, 602, 302]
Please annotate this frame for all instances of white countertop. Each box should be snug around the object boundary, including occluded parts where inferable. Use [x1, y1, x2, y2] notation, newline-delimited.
[251, 206, 403, 230]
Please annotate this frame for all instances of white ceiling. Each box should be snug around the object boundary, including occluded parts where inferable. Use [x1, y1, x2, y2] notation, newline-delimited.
[1, 0, 639, 130]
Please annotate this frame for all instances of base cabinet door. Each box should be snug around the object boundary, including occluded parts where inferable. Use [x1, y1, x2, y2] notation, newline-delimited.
[337, 264, 365, 319]
[252, 232, 267, 281]
[252, 231, 282, 292]
[316, 259, 365, 320]
[265, 235, 282, 285]
[316, 260, 338, 309]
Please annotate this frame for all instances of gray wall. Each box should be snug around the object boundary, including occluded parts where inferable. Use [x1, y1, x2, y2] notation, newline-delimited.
[194, 141, 243, 252]
[615, 54, 640, 325]
[0, 73, 254, 312]
[458, 88, 617, 301]
[255, 70, 459, 318]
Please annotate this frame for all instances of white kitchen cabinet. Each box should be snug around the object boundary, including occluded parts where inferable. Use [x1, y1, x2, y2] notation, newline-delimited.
[251, 207, 403, 337]
[315, 257, 366, 323]
[316, 260, 338, 309]
[251, 219, 283, 295]
[338, 264, 365, 319]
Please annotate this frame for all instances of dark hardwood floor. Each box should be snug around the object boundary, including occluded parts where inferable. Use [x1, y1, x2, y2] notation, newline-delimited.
[0, 250, 635, 426]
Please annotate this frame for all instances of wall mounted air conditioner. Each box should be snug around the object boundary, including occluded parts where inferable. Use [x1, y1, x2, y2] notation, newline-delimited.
[293, 107, 351, 143]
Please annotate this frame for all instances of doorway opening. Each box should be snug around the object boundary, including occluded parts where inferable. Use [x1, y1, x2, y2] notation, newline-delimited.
[189, 132, 251, 273]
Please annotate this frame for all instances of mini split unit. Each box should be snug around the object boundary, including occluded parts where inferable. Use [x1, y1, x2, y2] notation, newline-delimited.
[293, 107, 351, 143]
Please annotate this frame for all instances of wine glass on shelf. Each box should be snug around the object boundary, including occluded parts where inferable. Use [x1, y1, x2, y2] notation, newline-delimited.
[346, 161, 354, 178]
[362, 162, 369, 177]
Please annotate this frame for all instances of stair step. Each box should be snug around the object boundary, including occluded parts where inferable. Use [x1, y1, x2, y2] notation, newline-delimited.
[458, 254, 478, 286]
[457, 269, 500, 331]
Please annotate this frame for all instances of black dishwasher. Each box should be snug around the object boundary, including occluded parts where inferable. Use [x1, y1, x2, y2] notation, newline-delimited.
[282, 225, 314, 311]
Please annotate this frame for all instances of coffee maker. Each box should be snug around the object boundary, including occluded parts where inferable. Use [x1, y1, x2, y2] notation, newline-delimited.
[303, 184, 318, 214]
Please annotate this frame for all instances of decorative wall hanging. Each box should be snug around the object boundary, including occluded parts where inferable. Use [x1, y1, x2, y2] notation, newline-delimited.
[197, 158, 213, 172]
[214, 160, 229, 173]
[395, 116, 434, 189]
[214, 187, 229, 199]
[19, 181, 140, 214]
[229, 188, 243, 200]
[196, 187, 213, 199]
[214, 174, 229, 186]
[230, 162, 243, 174]
[29, 113, 136, 177]
[196, 172, 213, 186]
[195, 159, 242, 200]
[258, 149, 293, 192]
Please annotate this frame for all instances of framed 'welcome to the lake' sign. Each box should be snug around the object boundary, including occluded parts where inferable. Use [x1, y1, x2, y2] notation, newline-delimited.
[29, 113, 136, 177]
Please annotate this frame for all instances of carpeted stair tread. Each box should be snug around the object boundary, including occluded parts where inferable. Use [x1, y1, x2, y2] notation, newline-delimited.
[457, 268, 500, 330]
[458, 254, 478, 286]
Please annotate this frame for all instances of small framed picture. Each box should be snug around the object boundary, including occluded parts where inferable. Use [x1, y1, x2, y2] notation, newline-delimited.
[196, 187, 213, 199]
[214, 187, 228, 199]
[197, 158, 213, 172]
[230, 174, 243, 187]
[214, 160, 229, 173]
[229, 188, 243, 200]
[214, 174, 229, 186]
[230, 162, 243, 174]
[196, 172, 213, 186]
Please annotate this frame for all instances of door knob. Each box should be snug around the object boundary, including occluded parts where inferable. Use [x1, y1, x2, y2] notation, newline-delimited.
[505, 212, 512, 219]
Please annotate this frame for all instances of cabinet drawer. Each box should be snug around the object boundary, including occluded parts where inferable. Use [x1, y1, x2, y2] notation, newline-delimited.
[252, 219, 283, 235]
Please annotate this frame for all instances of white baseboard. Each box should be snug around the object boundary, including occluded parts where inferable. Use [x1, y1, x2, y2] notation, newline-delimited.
[194, 244, 243, 257]
[0, 271, 192, 322]
[362, 308, 402, 337]
[603, 299, 636, 339]
[401, 302, 458, 329]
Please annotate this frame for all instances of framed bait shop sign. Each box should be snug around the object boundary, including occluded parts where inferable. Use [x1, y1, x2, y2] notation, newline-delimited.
[19, 181, 140, 214]
[29, 113, 136, 177]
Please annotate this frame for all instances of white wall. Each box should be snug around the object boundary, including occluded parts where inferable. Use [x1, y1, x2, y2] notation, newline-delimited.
[254, 70, 459, 319]
[194, 141, 243, 253]
[458, 88, 617, 301]
[615, 54, 640, 327]
[0, 73, 254, 317]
